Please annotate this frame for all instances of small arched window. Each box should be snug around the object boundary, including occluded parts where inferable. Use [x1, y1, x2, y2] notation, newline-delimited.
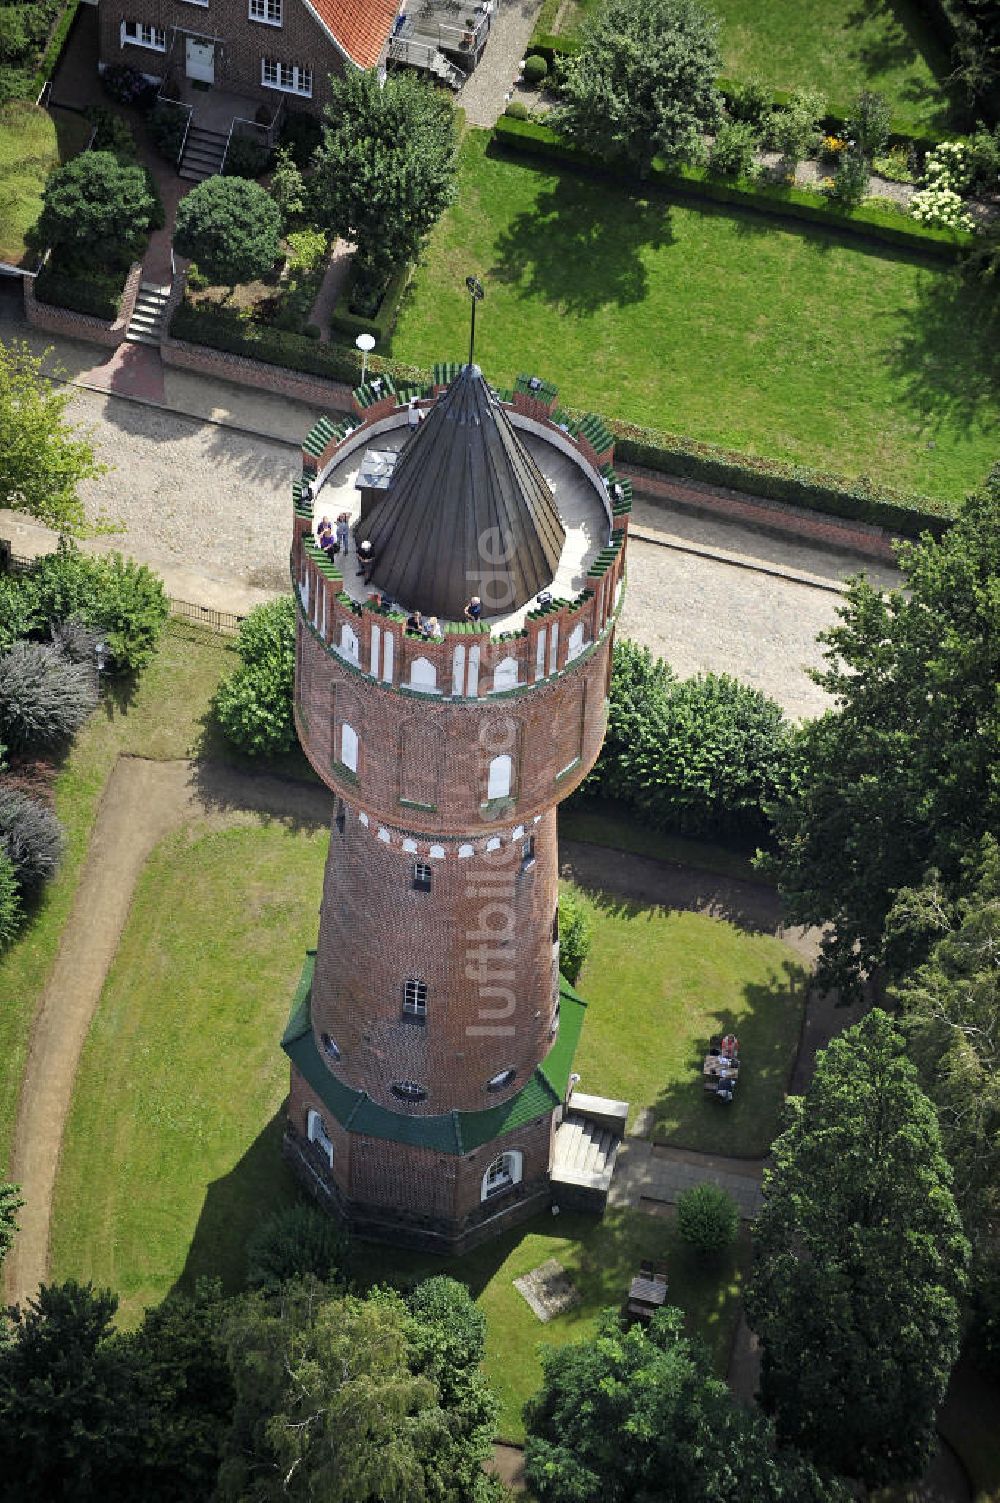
[391, 1079, 428, 1103]
[339, 622, 359, 665]
[487, 753, 512, 801]
[306, 1108, 334, 1168]
[486, 1068, 517, 1093]
[340, 722, 358, 773]
[481, 1149, 523, 1201]
[410, 656, 437, 691]
[320, 1032, 342, 1062]
[493, 656, 518, 692]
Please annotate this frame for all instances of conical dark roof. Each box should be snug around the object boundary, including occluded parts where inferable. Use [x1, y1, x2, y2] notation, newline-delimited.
[365, 365, 566, 621]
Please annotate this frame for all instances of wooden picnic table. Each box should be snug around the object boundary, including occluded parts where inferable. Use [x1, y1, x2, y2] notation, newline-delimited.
[628, 1274, 668, 1308]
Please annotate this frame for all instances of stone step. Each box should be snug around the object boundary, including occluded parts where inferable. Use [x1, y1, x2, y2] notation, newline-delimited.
[124, 328, 160, 346]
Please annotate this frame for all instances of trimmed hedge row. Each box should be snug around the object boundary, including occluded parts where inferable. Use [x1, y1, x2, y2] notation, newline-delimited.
[32, 0, 81, 95]
[492, 115, 974, 260]
[33, 261, 126, 320]
[610, 419, 952, 534]
[328, 261, 411, 344]
[170, 298, 427, 388]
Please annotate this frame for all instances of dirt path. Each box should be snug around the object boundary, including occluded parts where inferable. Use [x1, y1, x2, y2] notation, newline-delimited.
[3, 756, 329, 1310]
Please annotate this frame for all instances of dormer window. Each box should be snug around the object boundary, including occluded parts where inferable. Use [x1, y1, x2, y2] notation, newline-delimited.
[486, 1068, 516, 1092]
[320, 1032, 341, 1062]
[391, 1080, 427, 1102]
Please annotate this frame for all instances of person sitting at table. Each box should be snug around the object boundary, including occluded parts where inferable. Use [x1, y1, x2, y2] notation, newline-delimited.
[406, 609, 424, 634]
[463, 595, 482, 622]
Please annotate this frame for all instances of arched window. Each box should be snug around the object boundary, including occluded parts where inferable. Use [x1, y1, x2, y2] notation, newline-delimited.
[486, 1067, 517, 1093]
[409, 656, 437, 691]
[340, 722, 358, 773]
[487, 753, 512, 801]
[339, 622, 359, 665]
[493, 655, 518, 691]
[452, 643, 466, 695]
[481, 1149, 523, 1201]
[391, 1080, 428, 1103]
[306, 1108, 333, 1167]
[567, 622, 586, 661]
[320, 1032, 342, 1061]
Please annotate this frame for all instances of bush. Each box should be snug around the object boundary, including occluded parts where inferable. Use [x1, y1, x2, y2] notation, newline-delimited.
[726, 72, 771, 125]
[708, 119, 759, 179]
[147, 99, 188, 163]
[33, 263, 126, 321]
[174, 175, 282, 287]
[28, 541, 169, 672]
[279, 108, 323, 170]
[558, 890, 593, 984]
[762, 86, 826, 164]
[0, 786, 65, 894]
[100, 63, 156, 109]
[246, 1204, 348, 1290]
[504, 100, 530, 120]
[269, 145, 306, 226]
[223, 134, 273, 179]
[676, 1182, 739, 1255]
[82, 105, 138, 159]
[0, 853, 21, 951]
[831, 147, 870, 207]
[845, 89, 892, 160]
[37, 150, 160, 265]
[523, 53, 548, 86]
[408, 1276, 487, 1380]
[214, 596, 296, 757]
[0, 575, 40, 655]
[967, 122, 1000, 194]
[0, 641, 97, 753]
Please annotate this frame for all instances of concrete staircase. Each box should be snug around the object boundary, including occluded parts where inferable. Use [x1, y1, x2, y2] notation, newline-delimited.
[125, 282, 171, 346]
[179, 124, 228, 182]
[552, 1092, 628, 1211]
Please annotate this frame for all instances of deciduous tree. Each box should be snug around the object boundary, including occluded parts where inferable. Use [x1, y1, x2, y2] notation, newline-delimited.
[0, 340, 104, 533]
[174, 175, 282, 289]
[745, 1010, 968, 1486]
[37, 150, 160, 263]
[553, 0, 723, 176]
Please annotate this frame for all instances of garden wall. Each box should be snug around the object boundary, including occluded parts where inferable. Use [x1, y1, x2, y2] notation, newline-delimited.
[22, 259, 142, 348]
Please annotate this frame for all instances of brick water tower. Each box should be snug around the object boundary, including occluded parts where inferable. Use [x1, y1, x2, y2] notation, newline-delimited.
[281, 359, 631, 1251]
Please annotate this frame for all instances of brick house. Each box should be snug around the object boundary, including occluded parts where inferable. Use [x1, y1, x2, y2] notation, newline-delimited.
[281, 365, 632, 1253]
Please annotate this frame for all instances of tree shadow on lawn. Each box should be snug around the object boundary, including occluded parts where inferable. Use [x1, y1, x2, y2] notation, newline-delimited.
[842, 0, 961, 126]
[646, 959, 809, 1159]
[885, 265, 1000, 438]
[184, 752, 330, 830]
[487, 166, 675, 315]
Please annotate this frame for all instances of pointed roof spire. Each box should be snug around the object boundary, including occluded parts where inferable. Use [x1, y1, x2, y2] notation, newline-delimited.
[365, 365, 566, 621]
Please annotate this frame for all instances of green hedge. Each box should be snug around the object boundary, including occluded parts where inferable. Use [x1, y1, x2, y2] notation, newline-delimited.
[610, 419, 952, 535]
[33, 261, 126, 320]
[492, 115, 975, 260]
[32, 0, 81, 95]
[170, 298, 427, 390]
[328, 261, 411, 344]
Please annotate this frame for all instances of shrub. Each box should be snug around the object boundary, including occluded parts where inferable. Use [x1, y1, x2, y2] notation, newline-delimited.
[100, 63, 156, 109]
[676, 1182, 739, 1255]
[33, 263, 126, 321]
[147, 99, 188, 163]
[708, 119, 759, 179]
[558, 889, 593, 984]
[408, 1276, 487, 1378]
[831, 146, 870, 208]
[0, 786, 65, 893]
[269, 145, 306, 226]
[82, 105, 138, 159]
[0, 853, 21, 950]
[0, 575, 39, 654]
[726, 72, 771, 125]
[504, 99, 530, 120]
[279, 108, 323, 169]
[214, 596, 296, 757]
[967, 122, 1000, 194]
[37, 151, 159, 265]
[873, 144, 916, 183]
[174, 175, 282, 287]
[246, 1204, 348, 1290]
[845, 89, 892, 160]
[523, 53, 548, 86]
[28, 541, 169, 672]
[0, 641, 97, 753]
[223, 134, 273, 179]
[763, 86, 826, 164]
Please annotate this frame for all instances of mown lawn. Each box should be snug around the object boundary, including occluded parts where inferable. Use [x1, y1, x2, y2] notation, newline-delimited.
[49, 821, 326, 1322]
[0, 101, 92, 267]
[359, 1209, 750, 1444]
[390, 132, 998, 506]
[0, 622, 236, 1168]
[569, 884, 806, 1154]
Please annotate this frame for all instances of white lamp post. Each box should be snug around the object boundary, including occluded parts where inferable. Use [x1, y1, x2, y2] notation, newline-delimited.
[356, 332, 376, 386]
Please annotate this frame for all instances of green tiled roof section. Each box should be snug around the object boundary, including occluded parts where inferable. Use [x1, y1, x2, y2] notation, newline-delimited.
[600, 466, 633, 517]
[550, 407, 581, 437]
[586, 531, 625, 580]
[303, 537, 344, 586]
[515, 372, 558, 404]
[354, 374, 398, 408]
[303, 416, 338, 459]
[280, 960, 587, 1156]
[292, 478, 312, 518]
[433, 361, 464, 386]
[579, 413, 614, 452]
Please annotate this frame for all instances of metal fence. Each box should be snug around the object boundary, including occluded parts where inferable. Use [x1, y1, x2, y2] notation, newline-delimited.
[1, 542, 245, 637]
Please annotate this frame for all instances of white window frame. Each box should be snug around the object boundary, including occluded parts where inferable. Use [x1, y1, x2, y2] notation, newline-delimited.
[486, 1068, 516, 1093]
[340, 722, 358, 773]
[249, 0, 281, 22]
[403, 978, 428, 1019]
[481, 1149, 523, 1201]
[487, 753, 513, 801]
[121, 19, 166, 49]
[261, 56, 312, 95]
[391, 1079, 428, 1102]
[412, 862, 432, 892]
[306, 1108, 334, 1167]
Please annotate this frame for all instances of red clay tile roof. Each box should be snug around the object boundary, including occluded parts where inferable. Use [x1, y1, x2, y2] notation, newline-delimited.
[303, 0, 398, 67]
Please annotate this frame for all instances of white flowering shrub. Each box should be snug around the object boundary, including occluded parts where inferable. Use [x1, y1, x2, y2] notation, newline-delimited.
[909, 184, 974, 232]
[922, 141, 973, 194]
[909, 141, 975, 231]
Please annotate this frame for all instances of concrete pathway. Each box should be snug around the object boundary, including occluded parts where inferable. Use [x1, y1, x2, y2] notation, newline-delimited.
[458, 0, 545, 126]
[308, 238, 355, 342]
[608, 1138, 764, 1217]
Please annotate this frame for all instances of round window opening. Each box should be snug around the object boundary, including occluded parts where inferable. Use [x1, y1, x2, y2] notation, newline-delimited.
[391, 1080, 428, 1103]
[487, 1068, 517, 1093]
[321, 1032, 342, 1062]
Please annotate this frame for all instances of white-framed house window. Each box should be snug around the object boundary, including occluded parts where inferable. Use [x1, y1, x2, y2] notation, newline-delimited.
[249, 0, 281, 22]
[120, 20, 166, 49]
[340, 722, 358, 773]
[391, 1079, 428, 1102]
[486, 753, 513, 801]
[481, 1149, 523, 1200]
[261, 57, 312, 95]
[306, 1108, 334, 1167]
[412, 862, 432, 892]
[403, 978, 428, 1021]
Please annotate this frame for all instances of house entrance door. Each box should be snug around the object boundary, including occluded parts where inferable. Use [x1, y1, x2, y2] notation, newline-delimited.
[185, 37, 215, 83]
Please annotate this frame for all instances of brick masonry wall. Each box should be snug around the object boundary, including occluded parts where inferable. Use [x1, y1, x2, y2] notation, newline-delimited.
[311, 803, 560, 1112]
[621, 463, 900, 564]
[97, 0, 344, 115]
[23, 260, 143, 348]
[162, 332, 354, 409]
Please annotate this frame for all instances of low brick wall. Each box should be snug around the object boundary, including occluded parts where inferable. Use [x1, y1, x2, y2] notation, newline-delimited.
[620, 462, 900, 564]
[23, 260, 143, 349]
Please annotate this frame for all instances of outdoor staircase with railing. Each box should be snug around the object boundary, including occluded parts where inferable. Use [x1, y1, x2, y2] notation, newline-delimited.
[179, 124, 228, 182]
[125, 282, 172, 346]
[388, 35, 465, 89]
